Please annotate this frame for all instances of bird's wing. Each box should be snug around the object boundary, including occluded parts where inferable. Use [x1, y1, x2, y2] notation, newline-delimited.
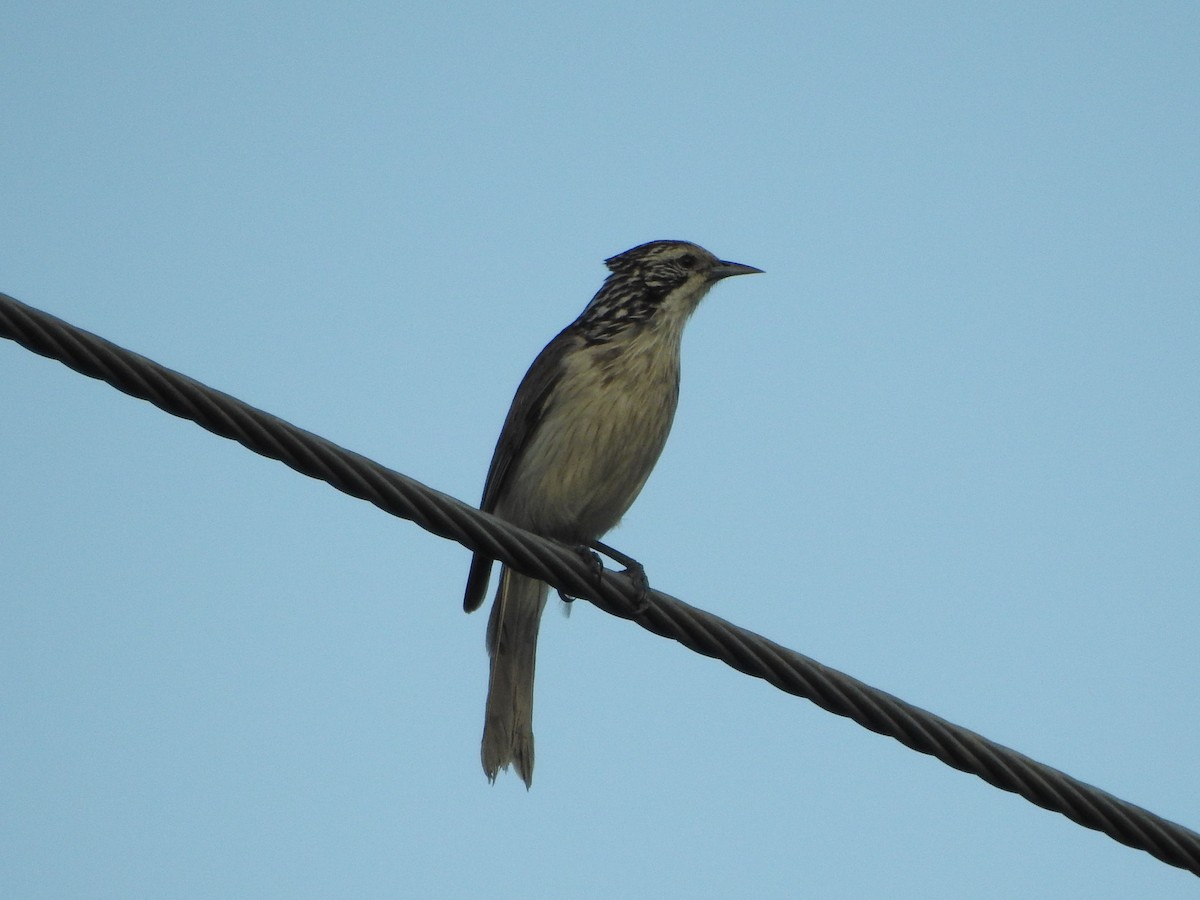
[463, 325, 573, 612]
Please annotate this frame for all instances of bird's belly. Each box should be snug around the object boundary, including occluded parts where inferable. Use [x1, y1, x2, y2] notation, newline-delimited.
[498, 349, 680, 542]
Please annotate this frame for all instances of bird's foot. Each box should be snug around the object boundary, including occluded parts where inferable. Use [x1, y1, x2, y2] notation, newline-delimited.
[557, 544, 605, 604]
[558, 541, 651, 615]
[619, 562, 651, 615]
[592, 540, 651, 615]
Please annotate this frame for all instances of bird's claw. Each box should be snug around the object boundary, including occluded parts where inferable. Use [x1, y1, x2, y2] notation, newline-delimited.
[561, 542, 651, 616]
[591, 539, 651, 614]
[558, 545, 605, 603]
[581, 546, 606, 583]
[621, 561, 651, 615]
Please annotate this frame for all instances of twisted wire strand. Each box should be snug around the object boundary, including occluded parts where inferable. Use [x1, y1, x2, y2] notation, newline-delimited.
[2, 289, 1197, 877]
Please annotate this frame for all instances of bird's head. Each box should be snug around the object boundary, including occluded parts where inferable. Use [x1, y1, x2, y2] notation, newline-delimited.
[605, 240, 762, 293]
[580, 240, 762, 343]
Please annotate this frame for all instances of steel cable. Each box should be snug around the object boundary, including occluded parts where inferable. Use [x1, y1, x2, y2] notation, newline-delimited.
[2, 289, 1198, 876]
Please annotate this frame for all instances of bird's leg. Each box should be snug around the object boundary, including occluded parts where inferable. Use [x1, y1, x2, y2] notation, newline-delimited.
[591, 539, 650, 614]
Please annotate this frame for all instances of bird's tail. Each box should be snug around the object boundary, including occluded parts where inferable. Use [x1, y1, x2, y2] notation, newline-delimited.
[481, 567, 549, 788]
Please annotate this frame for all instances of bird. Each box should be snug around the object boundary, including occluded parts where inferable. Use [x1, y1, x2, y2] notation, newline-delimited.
[463, 239, 762, 787]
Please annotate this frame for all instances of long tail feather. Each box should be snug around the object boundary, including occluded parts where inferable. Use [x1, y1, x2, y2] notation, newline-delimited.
[481, 567, 549, 788]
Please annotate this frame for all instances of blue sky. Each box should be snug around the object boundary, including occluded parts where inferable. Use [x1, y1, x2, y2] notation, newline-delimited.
[2, 3, 1198, 896]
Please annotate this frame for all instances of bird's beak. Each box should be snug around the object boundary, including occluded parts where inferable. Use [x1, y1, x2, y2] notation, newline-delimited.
[710, 260, 764, 281]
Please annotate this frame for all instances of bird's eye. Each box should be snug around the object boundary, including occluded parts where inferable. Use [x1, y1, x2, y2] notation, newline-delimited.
[678, 254, 697, 270]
